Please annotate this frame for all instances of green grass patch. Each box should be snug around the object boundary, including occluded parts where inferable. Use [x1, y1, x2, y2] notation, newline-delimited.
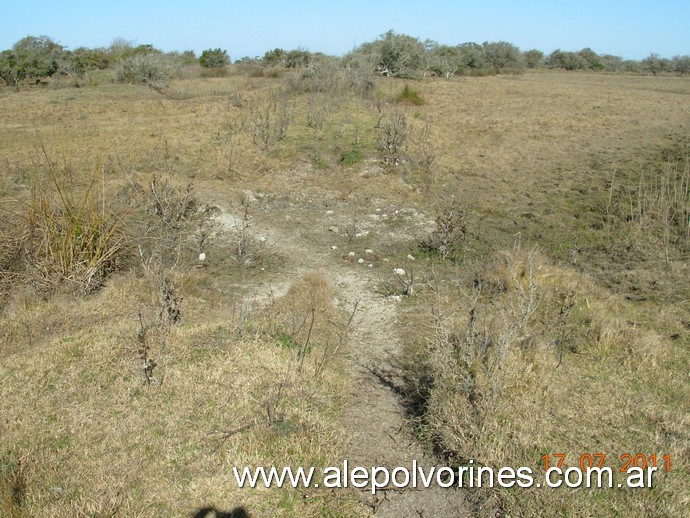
[396, 84, 425, 106]
[340, 148, 362, 165]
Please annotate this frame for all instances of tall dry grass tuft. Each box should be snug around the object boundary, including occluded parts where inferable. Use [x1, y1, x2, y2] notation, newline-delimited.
[0, 454, 26, 518]
[25, 152, 125, 293]
[631, 156, 689, 260]
[607, 153, 689, 263]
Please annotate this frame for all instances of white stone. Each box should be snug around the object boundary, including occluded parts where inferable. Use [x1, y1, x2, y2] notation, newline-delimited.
[407, 254, 415, 261]
[348, 252, 355, 257]
[331, 245, 338, 250]
[358, 258, 364, 264]
[394, 268, 406, 276]
[198, 252, 206, 261]
[326, 210, 334, 215]
[365, 249, 374, 254]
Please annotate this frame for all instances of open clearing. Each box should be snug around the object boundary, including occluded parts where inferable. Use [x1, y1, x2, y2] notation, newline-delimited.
[1, 70, 688, 516]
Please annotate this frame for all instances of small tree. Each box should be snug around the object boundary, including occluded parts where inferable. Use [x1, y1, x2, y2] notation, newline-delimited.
[199, 48, 230, 68]
[0, 35, 64, 85]
[426, 43, 463, 78]
[599, 54, 623, 72]
[523, 49, 544, 69]
[577, 48, 603, 70]
[116, 54, 173, 89]
[0, 50, 22, 85]
[672, 55, 690, 76]
[263, 48, 286, 66]
[180, 50, 197, 65]
[352, 30, 425, 78]
[546, 50, 586, 70]
[482, 41, 525, 71]
[285, 49, 311, 68]
[457, 42, 486, 70]
[641, 53, 670, 76]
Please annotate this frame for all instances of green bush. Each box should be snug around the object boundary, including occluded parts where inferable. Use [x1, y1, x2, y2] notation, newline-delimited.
[0, 35, 64, 86]
[199, 48, 230, 68]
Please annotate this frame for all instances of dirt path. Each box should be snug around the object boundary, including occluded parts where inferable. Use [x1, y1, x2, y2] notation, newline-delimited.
[212, 204, 468, 516]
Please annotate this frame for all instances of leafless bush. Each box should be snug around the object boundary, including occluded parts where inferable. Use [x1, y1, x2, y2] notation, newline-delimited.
[410, 246, 545, 463]
[306, 95, 327, 134]
[378, 112, 407, 168]
[408, 122, 436, 173]
[248, 91, 294, 150]
[130, 174, 197, 275]
[420, 201, 468, 260]
[115, 54, 176, 90]
[232, 198, 253, 270]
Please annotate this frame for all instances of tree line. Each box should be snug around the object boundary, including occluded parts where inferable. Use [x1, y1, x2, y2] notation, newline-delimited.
[1, 31, 688, 87]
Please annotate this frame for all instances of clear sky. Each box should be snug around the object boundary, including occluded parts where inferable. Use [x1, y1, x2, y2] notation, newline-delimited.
[2, 1, 689, 60]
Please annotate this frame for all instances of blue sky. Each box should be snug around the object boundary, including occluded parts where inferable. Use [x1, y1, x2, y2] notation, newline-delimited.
[3, 1, 689, 60]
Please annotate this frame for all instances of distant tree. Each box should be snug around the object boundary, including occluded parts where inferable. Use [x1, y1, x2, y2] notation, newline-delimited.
[109, 37, 133, 54]
[482, 41, 524, 71]
[425, 43, 462, 78]
[577, 48, 603, 70]
[115, 53, 173, 88]
[199, 48, 230, 68]
[68, 47, 112, 73]
[599, 54, 623, 72]
[0, 35, 64, 85]
[352, 30, 426, 78]
[106, 38, 157, 60]
[263, 48, 286, 66]
[641, 53, 670, 75]
[0, 51, 22, 85]
[457, 42, 486, 70]
[285, 49, 311, 68]
[546, 49, 586, 70]
[622, 60, 641, 73]
[523, 49, 544, 69]
[180, 50, 197, 65]
[671, 55, 690, 76]
[236, 56, 261, 64]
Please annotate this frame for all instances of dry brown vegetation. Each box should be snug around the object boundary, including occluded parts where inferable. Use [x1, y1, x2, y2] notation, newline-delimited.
[1, 68, 689, 516]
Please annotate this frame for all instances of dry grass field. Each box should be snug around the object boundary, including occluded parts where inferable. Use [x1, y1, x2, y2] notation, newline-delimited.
[0, 68, 688, 516]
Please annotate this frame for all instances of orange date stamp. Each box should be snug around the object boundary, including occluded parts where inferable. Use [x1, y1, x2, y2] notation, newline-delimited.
[541, 453, 672, 473]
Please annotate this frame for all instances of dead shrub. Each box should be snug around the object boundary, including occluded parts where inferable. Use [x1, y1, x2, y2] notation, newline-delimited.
[132, 173, 197, 274]
[247, 90, 294, 150]
[419, 201, 468, 260]
[378, 112, 407, 168]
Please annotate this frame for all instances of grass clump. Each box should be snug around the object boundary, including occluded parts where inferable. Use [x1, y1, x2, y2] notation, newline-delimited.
[25, 155, 126, 294]
[0, 454, 26, 518]
[608, 155, 689, 262]
[340, 148, 362, 165]
[396, 84, 425, 106]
